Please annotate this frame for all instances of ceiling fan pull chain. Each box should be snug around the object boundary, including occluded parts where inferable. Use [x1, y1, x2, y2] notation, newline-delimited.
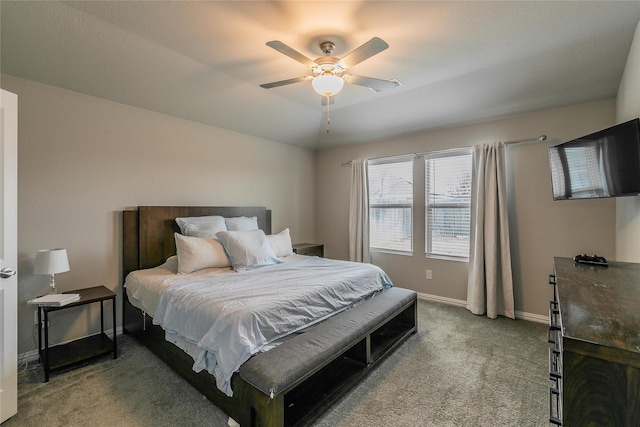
[326, 95, 331, 133]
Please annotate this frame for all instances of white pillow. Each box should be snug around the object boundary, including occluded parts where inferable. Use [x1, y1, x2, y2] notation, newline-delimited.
[162, 255, 179, 273]
[225, 216, 259, 231]
[174, 233, 231, 274]
[266, 228, 294, 257]
[216, 230, 282, 271]
[175, 215, 227, 238]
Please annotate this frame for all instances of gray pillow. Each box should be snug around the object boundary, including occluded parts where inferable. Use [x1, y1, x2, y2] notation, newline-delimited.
[175, 215, 227, 238]
[216, 229, 282, 271]
[224, 216, 259, 231]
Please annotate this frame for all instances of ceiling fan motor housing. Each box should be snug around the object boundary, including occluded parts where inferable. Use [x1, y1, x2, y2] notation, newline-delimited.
[313, 60, 345, 77]
[313, 41, 345, 77]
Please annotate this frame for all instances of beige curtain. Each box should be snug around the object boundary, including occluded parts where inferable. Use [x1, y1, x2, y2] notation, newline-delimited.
[467, 142, 515, 319]
[349, 159, 370, 263]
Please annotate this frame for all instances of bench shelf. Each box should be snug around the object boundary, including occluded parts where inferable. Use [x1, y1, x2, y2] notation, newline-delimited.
[238, 289, 418, 427]
[284, 355, 366, 427]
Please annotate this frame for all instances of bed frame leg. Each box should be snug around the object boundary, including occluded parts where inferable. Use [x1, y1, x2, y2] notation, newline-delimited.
[237, 379, 285, 427]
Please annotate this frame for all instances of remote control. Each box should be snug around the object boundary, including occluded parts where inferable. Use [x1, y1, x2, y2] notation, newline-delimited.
[573, 254, 608, 266]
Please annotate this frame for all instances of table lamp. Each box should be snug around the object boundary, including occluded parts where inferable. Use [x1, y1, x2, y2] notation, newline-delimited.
[34, 248, 70, 294]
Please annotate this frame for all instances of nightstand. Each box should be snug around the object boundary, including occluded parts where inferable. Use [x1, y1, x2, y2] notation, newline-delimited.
[292, 243, 324, 257]
[37, 285, 117, 382]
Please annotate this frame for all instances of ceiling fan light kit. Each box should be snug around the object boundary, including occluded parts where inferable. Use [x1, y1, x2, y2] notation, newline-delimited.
[311, 74, 344, 97]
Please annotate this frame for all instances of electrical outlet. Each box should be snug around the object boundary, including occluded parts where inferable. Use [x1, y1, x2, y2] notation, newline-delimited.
[426, 269, 432, 280]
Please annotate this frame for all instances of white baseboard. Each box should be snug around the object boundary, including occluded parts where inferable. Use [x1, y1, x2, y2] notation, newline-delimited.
[417, 292, 467, 307]
[514, 311, 548, 324]
[417, 292, 548, 324]
[18, 326, 124, 365]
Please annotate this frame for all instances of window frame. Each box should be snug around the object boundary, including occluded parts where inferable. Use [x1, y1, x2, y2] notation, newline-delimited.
[368, 155, 415, 255]
[424, 148, 473, 261]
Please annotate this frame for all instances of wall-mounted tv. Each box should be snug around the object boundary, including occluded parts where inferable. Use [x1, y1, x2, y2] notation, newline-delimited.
[548, 118, 640, 200]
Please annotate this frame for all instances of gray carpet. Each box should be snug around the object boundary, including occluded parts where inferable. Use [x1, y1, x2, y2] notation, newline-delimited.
[2, 300, 549, 427]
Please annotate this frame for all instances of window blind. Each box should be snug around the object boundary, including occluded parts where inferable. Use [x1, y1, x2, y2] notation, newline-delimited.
[368, 158, 413, 253]
[425, 150, 472, 259]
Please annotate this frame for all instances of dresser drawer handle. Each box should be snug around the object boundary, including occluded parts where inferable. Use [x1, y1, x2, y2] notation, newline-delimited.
[548, 386, 562, 425]
[548, 301, 561, 344]
[549, 348, 562, 379]
[549, 274, 558, 302]
[549, 301, 560, 330]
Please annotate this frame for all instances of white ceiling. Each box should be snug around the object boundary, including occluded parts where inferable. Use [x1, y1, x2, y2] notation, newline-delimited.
[2, 1, 639, 149]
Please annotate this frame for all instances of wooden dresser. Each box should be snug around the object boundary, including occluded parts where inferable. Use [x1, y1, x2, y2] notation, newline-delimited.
[548, 257, 640, 426]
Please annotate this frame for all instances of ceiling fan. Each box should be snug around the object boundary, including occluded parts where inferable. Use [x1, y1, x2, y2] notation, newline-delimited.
[260, 37, 400, 99]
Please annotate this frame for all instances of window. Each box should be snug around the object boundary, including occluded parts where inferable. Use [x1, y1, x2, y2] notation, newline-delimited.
[425, 150, 472, 259]
[368, 157, 414, 253]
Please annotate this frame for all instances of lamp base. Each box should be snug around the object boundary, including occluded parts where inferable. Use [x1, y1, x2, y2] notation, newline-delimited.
[49, 274, 58, 294]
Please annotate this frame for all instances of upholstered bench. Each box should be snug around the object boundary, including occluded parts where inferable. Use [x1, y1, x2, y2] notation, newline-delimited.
[236, 287, 418, 427]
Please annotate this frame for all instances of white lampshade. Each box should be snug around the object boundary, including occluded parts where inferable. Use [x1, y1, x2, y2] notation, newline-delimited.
[34, 248, 69, 294]
[312, 74, 344, 97]
[34, 248, 70, 275]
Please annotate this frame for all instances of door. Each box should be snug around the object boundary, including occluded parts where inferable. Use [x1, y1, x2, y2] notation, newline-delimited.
[0, 89, 18, 423]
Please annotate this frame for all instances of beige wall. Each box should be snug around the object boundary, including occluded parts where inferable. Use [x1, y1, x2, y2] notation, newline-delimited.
[316, 100, 617, 318]
[2, 75, 316, 356]
[616, 20, 640, 262]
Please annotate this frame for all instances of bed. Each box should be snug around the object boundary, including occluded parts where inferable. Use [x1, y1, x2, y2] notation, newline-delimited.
[122, 206, 417, 427]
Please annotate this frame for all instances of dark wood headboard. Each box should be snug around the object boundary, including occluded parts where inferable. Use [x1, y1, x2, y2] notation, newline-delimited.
[123, 206, 272, 280]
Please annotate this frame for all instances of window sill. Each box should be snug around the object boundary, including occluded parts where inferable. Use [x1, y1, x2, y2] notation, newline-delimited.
[426, 254, 469, 263]
[370, 249, 413, 257]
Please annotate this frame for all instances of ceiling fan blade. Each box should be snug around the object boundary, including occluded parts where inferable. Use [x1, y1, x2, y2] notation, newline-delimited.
[266, 41, 316, 68]
[321, 96, 335, 106]
[340, 37, 389, 67]
[347, 75, 401, 92]
[260, 76, 310, 89]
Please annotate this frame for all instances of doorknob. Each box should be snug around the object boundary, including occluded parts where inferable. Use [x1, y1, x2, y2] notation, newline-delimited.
[0, 267, 16, 279]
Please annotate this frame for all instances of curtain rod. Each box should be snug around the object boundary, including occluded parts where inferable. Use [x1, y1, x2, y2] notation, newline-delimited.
[342, 134, 548, 165]
[342, 153, 417, 166]
[504, 135, 547, 145]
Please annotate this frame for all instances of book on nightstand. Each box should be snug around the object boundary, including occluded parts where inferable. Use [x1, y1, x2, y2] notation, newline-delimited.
[28, 293, 80, 306]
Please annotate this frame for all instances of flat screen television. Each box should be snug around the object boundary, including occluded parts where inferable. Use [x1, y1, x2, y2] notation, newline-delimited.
[548, 118, 640, 200]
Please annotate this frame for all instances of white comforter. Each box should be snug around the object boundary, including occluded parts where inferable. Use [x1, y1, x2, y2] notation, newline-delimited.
[150, 256, 392, 396]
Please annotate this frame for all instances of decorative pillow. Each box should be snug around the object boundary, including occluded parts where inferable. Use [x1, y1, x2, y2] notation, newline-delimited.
[175, 215, 227, 238]
[174, 233, 231, 274]
[216, 230, 282, 271]
[266, 228, 294, 257]
[225, 216, 259, 231]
